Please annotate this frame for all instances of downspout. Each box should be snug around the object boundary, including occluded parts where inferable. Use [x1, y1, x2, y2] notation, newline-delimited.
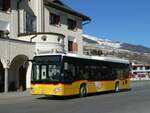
[17, 0, 23, 34]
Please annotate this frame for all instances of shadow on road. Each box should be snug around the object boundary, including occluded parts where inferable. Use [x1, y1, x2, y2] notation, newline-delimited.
[36, 89, 131, 100]
[37, 95, 79, 100]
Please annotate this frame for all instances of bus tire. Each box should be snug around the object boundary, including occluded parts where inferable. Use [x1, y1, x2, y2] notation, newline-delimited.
[115, 83, 119, 92]
[79, 84, 87, 97]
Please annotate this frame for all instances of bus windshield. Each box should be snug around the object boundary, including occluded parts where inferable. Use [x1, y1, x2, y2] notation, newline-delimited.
[32, 55, 62, 83]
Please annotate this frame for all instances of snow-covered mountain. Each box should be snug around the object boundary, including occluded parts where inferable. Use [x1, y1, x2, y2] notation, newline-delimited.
[83, 34, 122, 49]
[83, 34, 150, 54]
[83, 34, 150, 63]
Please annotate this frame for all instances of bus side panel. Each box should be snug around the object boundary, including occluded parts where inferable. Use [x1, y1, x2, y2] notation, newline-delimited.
[119, 79, 131, 90]
[87, 80, 131, 93]
[63, 80, 131, 96]
[62, 80, 116, 95]
[88, 81, 116, 93]
[63, 80, 88, 96]
[101, 81, 116, 91]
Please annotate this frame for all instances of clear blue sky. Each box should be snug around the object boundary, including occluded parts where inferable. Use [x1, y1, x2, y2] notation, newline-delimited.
[63, 0, 150, 47]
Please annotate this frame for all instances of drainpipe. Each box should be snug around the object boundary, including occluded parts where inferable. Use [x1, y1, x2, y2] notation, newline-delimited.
[17, 0, 23, 34]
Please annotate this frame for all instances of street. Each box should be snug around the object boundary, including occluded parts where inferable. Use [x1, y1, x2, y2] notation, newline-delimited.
[0, 82, 150, 113]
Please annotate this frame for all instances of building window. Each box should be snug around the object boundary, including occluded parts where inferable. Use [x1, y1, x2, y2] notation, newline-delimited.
[0, 30, 4, 37]
[0, 0, 3, 10]
[25, 12, 36, 33]
[67, 19, 77, 30]
[146, 66, 150, 70]
[68, 38, 78, 53]
[68, 40, 73, 52]
[49, 13, 60, 26]
[0, 0, 11, 11]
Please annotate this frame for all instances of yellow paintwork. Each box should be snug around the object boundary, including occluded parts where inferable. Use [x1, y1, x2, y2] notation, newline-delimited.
[31, 79, 131, 96]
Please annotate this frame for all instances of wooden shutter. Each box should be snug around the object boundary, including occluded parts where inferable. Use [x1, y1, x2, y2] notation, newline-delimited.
[73, 43, 78, 52]
[56, 15, 60, 25]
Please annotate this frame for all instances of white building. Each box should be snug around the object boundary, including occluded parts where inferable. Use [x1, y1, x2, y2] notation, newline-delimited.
[0, 0, 90, 93]
[131, 63, 150, 81]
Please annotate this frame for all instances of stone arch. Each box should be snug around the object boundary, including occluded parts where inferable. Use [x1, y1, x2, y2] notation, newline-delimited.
[9, 55, 29, 92]
[0, 61, 4, 92]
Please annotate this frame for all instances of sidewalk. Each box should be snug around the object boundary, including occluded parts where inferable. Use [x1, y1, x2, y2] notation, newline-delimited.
[0, 90, 32, 99]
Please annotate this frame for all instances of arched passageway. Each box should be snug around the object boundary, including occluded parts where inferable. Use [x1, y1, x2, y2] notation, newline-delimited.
[9, 55, 29, 92]
[0, 61, 4, 92]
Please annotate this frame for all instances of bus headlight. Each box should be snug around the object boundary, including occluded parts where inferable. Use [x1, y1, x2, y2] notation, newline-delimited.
[53, 87, 62, 93]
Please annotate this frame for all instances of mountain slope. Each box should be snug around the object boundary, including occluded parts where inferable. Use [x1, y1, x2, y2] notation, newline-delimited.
[120, 43, 150, 54]
[83, 34, 150, 63]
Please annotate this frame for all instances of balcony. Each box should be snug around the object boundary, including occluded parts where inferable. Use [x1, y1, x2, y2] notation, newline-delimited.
[18, 32, 65, 55]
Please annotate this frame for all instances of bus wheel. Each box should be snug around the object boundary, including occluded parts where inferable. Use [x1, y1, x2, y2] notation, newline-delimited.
[79, 84, 87, 97]
[115, 83, 119, 92]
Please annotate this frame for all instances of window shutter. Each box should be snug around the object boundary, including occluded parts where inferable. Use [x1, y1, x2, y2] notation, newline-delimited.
[73, 43, 78, 52]
[56, 15, 60, 25]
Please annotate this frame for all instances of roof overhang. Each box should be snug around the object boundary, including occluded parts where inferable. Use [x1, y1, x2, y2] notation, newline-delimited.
[44, 1, 91, 22]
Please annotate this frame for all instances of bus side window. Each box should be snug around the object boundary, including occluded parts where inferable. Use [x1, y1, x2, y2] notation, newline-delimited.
[64, 63, 75, 83]
[64, 70, 73, 83]
[41, 65, 47, 80]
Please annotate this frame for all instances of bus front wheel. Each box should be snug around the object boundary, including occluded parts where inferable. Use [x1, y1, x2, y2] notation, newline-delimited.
[79, 84, 87, 97]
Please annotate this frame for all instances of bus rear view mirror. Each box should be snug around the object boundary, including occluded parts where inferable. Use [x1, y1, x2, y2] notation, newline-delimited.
[64, 62, 68, 70]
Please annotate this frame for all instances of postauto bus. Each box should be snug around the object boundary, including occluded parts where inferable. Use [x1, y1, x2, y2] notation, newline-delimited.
[31, 54, 131, 97]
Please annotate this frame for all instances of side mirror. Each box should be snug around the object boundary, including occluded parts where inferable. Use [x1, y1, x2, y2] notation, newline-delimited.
[64, 62, 68, 70]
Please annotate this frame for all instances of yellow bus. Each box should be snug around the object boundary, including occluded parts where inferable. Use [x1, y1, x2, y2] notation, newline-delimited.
[31, 54, 131, 97]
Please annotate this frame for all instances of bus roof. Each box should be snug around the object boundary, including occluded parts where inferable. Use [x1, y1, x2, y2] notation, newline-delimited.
[35, 53, 130, 64]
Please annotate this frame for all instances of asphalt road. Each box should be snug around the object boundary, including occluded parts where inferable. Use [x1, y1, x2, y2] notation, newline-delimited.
[0, 82, 150, 113]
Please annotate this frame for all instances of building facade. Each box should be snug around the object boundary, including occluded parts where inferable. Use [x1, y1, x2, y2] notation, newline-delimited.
[130, 63, 150, 81]
[0, 0, 90, 93]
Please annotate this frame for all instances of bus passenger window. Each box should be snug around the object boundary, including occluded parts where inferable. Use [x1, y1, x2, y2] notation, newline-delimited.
[64, 70, 73, 83]
[33, 65, 40, 81]
[80, 69, 88, 80]
[64, 63, 75, 83]
[41, 65, 47, 79]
